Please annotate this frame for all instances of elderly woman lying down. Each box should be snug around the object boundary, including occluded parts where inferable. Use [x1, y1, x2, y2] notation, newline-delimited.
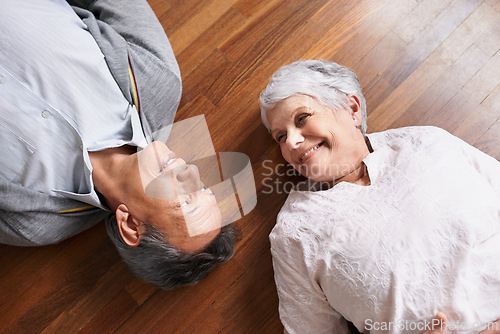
[260, 60, 500, 334]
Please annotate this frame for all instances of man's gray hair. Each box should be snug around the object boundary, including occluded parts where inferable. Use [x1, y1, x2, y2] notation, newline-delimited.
[105, 215, 236, 290]
[259, 59, 367, 134]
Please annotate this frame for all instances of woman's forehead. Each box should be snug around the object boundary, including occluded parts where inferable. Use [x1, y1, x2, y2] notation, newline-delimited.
[268, 96, 318, 128]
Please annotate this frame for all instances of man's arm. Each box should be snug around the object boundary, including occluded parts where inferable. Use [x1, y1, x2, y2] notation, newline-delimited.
[68, 0, 179, 74]
[67, 0, 182, 141]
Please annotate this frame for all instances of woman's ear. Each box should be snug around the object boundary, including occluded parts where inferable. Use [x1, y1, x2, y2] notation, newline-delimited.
[116, 204, 144, 247]
[347, 94, 362, 126]
[347, 94, 360, 113]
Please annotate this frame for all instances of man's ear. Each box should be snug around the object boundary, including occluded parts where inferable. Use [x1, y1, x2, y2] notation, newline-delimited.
[116, 204, 144, 247]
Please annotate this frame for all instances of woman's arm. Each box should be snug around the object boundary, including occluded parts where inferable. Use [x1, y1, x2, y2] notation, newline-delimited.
[270, 233, 351, 334]
[433, 127, 500, 193]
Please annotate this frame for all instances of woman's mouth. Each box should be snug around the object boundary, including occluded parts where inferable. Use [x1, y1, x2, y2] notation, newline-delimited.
[300, 142, 324, 163]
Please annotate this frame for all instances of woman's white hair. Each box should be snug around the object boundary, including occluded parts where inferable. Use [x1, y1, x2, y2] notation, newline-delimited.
[259, 59, 367, 134]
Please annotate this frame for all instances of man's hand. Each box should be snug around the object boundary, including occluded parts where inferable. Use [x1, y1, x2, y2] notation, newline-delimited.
[424, 313, 500, 334]
[423, 312, 447, 334]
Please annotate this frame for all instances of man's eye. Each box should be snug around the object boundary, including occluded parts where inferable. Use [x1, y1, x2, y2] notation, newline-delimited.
[202, 187, 215, 196]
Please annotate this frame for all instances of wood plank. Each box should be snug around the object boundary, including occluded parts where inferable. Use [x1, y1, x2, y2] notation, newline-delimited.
[2, 1, 499, 332]
[474, 17, 500, 57]
[0, 225, 109, 332]
[485, 0, 500, 11]
[182, 304, 227, 334]
[390, 45, 489, 129]
[463, 48, 500, 104]
[41, 262, 134, 333]
[368, 0, 497, 130]
[432, 89, 479, 133]
[78, 290, 139, 334]
[382, 0, 483, 87]
[168, 0, 240, 55]
[177, 7, 245, 77]
[310, 0, 358, 28]
[14, 241, 119, 333]
[304, 0, 393, 61]
[454, 83, 500, 145]
[220, 0, 326, 62]
[354, 31, 407, 87]
[220, 273, 282, 333]
[124, 277, 158, 306]
[233, 0, 279, 19]
[177, 48, 229, 111]
[363, 76, 395, 125]
[148, 0, 171, 19]
[475, 117, 500, 160]
[392, 0, 454, 44]
[205, 18, 326, 151]
[329, 0, 420, 68]
[115, 258, 245, 333]
[158, 0, 207, 35]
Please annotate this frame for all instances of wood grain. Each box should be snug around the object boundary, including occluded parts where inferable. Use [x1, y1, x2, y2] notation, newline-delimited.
[1, 0, 499, 332]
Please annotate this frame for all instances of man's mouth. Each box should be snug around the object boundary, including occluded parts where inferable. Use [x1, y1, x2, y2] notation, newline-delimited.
[300, 142, 324, 163]
[160, 152, 177, 172]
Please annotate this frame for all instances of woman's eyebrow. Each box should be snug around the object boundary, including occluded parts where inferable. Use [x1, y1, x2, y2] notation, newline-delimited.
[271, 128, 281, 137]
[293, 106, 310, 113]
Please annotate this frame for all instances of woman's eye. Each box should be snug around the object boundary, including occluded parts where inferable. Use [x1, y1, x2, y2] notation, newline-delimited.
[297, 113, 310, 125]
[276, 134, 286, 143]
[202, 187, 207, 191]
[180, 200, 189, 207]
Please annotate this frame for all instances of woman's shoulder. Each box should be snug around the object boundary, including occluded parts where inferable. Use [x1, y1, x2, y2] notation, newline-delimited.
[367, 126, 457, 154]
[270, 190, 329, 246]
[369, 125, 450, 142]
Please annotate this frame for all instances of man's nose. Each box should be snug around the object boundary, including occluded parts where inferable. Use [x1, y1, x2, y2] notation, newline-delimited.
[286, 129, 304, 150]
[176, 165, 203, 194]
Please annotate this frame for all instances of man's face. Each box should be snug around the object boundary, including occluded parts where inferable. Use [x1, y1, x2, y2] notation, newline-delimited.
[132, 142, 222, 252]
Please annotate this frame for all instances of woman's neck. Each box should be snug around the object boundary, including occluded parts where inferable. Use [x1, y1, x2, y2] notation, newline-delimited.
[336, 161, 371, 186]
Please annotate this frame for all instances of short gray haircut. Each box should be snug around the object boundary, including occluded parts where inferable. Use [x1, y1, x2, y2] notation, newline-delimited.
[259, 59, 367, 134]
[105, 214, 236, 290]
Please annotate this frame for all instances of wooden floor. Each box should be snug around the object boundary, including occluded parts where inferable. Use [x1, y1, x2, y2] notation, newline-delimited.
[1, 0, 499, 332]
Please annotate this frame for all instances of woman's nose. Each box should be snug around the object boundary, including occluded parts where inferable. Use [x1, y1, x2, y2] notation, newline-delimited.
[286, 130, 304, 150]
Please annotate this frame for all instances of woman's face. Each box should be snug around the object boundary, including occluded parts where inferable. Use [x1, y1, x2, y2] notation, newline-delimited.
[267, 94, 369, 182]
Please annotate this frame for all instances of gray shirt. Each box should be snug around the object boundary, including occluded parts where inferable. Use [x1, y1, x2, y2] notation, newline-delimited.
[0, 0, 148, 208]
[0, 0, 182, 246]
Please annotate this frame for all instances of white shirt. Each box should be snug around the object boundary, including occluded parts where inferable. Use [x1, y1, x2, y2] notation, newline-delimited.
[270, 126, 500, 334]
[0, 0, 147, 208]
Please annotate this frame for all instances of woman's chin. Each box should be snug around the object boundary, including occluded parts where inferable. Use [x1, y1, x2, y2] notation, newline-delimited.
[303, 173, 330, 183]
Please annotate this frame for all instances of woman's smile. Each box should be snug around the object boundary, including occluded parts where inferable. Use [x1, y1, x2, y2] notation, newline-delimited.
[299, 141, 324, 164]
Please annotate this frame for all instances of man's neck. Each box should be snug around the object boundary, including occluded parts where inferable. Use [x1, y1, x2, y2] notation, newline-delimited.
[88, 145, 137, 211]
